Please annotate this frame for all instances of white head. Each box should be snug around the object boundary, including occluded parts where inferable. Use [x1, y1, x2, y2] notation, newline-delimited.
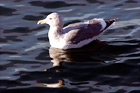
[37, 12, 64, 29]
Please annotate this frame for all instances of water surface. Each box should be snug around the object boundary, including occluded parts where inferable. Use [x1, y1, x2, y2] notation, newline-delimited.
[0, 0, 140, 93]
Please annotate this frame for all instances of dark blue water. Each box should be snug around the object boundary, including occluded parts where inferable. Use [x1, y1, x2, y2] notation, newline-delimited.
[0, 0, 140, 93]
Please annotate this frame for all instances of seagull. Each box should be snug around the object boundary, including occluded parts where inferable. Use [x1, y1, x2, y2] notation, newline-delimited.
[37, 12, 117, 49]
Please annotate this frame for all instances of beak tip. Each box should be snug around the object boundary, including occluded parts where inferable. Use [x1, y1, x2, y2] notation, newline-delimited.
[37, 21, 41, 24]
[37, 19, 47, 25]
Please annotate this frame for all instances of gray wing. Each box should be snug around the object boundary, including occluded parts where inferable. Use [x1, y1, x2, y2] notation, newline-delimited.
[63, 18, 117, 44]
[63, 20, 103, 44]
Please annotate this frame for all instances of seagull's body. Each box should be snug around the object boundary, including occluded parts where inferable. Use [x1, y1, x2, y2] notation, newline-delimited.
[38, 12, 117, 49]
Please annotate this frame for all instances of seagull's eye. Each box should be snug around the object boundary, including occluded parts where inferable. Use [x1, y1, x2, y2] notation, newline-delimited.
[49, 18, 52, 20]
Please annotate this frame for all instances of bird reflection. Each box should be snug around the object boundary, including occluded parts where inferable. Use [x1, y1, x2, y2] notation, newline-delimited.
[50, 40, 107, 64]
[37, 40, 107, 88]
[36, 80, 64, 88]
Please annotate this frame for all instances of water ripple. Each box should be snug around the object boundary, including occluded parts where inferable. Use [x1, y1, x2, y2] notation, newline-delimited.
[0, 0, 140, 93]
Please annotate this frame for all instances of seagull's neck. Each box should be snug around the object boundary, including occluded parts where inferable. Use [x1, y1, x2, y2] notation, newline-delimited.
[48, 26, 63, 40]
[50, 26, 63, 33]
[48, 26, 64, 47]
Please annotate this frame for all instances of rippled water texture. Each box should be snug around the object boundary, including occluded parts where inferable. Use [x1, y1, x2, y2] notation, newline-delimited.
[0, 0, 140, 93]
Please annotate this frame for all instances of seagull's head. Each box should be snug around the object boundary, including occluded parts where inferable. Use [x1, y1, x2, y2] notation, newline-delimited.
[37, 12, 64, 28]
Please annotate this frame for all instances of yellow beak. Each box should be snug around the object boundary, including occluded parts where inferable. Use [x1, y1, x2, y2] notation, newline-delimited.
[37, 19, 47, 24]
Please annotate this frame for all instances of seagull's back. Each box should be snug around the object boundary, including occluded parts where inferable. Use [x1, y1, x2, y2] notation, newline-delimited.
[61, 19, 107, 49]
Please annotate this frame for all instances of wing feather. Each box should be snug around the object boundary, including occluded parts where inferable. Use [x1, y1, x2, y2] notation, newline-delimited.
[63, 20, 103, 44]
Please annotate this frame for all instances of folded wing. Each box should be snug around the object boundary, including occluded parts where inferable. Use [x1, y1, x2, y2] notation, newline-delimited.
[63, 18, 117, 44]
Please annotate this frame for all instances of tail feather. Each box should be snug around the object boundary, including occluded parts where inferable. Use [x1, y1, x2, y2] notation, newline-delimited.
[104, 18, 118, 30]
